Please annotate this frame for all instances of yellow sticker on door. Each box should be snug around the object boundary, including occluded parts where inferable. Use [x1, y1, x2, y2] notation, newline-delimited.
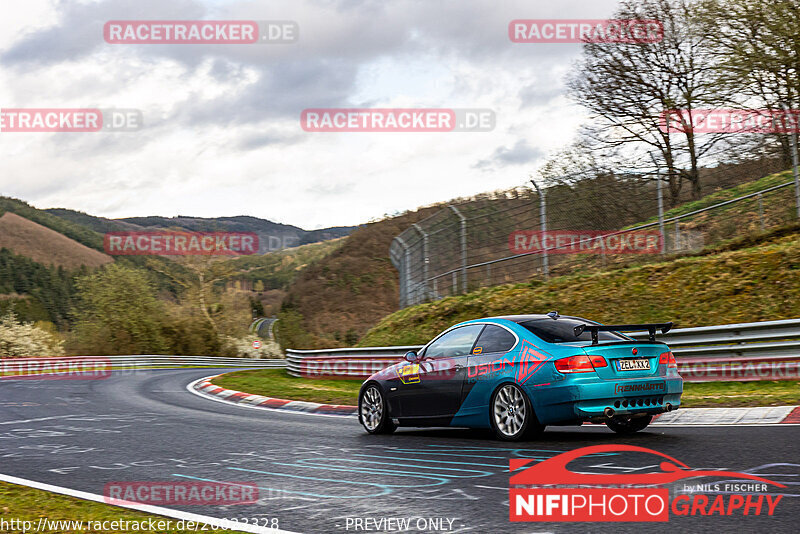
[397, 363, 420, 384]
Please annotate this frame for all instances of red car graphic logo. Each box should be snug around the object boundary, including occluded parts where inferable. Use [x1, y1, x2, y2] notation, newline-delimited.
[510, 444, 786, 487]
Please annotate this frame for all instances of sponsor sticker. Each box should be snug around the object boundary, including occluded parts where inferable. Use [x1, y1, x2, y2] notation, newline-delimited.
[614, 381, 666, 394]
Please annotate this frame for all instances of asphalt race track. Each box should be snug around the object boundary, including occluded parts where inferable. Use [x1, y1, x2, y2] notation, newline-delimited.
[0, 368, 797, 533]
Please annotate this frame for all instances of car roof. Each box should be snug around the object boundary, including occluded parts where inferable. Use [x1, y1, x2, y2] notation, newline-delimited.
[464, 314, 587, 324]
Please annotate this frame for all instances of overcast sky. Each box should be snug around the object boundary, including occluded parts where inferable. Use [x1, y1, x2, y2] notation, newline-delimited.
[0, 0, 623, 229]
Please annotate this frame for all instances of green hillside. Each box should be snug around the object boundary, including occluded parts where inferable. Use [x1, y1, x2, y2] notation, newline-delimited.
[0, 197, 104, 250]
[358, 226, 800, 346]
[275, 206, 442, 348]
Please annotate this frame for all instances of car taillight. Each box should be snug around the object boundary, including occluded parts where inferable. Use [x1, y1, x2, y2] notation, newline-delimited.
[659, 351, 677, 368]
[555, 355, 607, 373]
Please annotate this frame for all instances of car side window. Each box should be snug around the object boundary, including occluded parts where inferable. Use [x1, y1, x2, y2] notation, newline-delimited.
[473, 325, 517, 354]
[423, 325, 484, 359]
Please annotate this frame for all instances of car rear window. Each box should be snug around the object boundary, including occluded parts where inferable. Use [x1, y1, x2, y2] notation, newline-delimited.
[518, 318, 629, 344]
[474, 325, 517, 354]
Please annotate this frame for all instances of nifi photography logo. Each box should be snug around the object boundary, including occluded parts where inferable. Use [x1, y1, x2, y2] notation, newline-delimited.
[509, 445, 784, 522]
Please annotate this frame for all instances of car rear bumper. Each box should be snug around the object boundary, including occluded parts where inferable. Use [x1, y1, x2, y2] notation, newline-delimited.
[527, 374, 683, 425]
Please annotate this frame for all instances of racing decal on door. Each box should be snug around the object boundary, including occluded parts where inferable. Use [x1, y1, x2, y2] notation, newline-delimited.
[467, 341, 548, 384]
[516, 341, 548, 384]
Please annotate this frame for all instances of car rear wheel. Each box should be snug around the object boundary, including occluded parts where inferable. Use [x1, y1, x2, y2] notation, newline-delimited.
[491, 384, 544, 441]
[606, 415, 653, 434]
[359, 385, 396, 435]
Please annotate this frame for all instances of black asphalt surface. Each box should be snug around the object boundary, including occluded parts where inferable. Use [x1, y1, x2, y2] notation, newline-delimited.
[0, 368, 797, 533]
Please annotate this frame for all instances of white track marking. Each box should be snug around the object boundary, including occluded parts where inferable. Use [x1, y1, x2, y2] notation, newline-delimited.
[0, 472, 299, 534]
[0, 415, 89, 425]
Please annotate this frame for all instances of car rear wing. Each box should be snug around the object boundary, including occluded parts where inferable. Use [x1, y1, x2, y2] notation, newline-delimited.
[573, 322, 673, 345]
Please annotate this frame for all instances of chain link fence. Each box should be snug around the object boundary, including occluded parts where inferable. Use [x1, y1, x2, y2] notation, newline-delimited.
[391, 166, 800, 308]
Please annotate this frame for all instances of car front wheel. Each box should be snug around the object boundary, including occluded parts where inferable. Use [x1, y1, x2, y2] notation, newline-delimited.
[491, 383, 544, 441]
[359, 385, 396, 435]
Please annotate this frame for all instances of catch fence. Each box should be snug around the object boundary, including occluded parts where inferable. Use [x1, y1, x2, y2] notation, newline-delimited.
[392, 167, 800, 308]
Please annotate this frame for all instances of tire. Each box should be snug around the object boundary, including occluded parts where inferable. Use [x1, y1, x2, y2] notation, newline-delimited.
[605, 415, 653, 434]
[359, 384, 396, 435]
[490, 383, 545, 441]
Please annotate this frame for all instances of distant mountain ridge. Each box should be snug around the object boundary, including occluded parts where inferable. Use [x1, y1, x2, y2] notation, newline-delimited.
[46, 209, 354, 253]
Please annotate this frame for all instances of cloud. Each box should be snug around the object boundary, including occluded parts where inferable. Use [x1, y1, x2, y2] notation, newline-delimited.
[0, 0, 622, 228]
[473, 140, 543, 171]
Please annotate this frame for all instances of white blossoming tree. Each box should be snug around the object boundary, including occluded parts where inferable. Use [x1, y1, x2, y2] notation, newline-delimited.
[0, 312, 65, 358]
[223, 334, 283, 359]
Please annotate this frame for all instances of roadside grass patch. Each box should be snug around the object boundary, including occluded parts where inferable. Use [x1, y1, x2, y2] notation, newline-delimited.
[212, 369, 361, 405]
[212, 370, 798, 409]
[0, 481, 233, 533]
[681, 380, 799, 407]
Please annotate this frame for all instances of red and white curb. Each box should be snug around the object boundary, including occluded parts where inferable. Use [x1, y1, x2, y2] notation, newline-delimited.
[188, 375, 799, 425]
[651, 405, 800, 426]
[188, 375, 357, 417]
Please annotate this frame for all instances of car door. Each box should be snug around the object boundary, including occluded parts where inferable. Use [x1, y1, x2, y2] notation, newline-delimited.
[463, 324, 520, 398]
[394, 324, 484, 419]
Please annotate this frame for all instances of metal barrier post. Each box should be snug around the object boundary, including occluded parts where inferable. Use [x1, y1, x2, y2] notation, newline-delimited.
[782, 103, 800, 219]
[449, 205, 467, 293]
[657, 174, 666, 253]
[412, 223, 430, 300]
[392, 237, 410, 307]
[530, 180, 548, 278]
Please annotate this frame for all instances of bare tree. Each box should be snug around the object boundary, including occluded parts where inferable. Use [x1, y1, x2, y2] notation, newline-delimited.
[696, 0, 800, 167]
[568, 0, 733, 205]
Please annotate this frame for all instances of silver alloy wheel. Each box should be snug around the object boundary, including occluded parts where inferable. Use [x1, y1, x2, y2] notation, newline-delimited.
[361, 386, 383, 431]
[493, 384, 526, 437]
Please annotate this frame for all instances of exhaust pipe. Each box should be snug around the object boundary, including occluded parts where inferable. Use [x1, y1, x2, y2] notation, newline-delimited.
[665, 403, 673, 412]
[604, 407, 615, 418]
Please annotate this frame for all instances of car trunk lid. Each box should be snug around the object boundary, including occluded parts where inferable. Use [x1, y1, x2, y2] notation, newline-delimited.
[561, 341, 668, 379]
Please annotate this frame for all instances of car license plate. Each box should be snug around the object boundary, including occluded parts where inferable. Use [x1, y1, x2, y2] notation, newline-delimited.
[617, 358, 650, 371]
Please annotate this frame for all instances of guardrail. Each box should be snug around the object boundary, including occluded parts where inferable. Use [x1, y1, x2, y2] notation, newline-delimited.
[286, 347, 422, 378]
[0, 355, 286, 376]
[286, 318, 800, 382]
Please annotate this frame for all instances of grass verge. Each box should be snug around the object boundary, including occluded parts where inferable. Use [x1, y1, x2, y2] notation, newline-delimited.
[680, 380, 800, 408]
[212, 370, 799, 409]
[212, 369, 362, 405]
[0, 481, 234, 533]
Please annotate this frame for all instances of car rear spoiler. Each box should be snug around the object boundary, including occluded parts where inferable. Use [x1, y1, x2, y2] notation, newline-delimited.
[573, 322, 673, 345]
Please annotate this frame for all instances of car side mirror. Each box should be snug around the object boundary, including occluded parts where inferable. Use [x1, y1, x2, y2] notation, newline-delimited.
[404, 351, 418, 363]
